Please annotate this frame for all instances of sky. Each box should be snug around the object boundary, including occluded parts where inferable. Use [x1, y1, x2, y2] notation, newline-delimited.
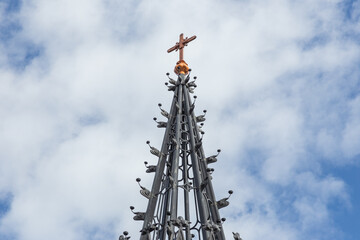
[0, 0, 360, 239]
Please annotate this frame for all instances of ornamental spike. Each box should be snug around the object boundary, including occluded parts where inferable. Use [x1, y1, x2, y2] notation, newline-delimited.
[130, 206, 146, 221]
[144, 161, 157, 173]
[158, 104, 170, 119]
[153, 117, 167, 128]
[206, 149, 221, 164]
[189, 95, 197, 113]
[136, 178, 151, 199]
[166, 72, 177, 85]
[233, 232, 243, 240]
[146, 141, 162, 157]
[217, 190, 234, 209]
[119, 231, 130, 240]
[165, 82, 176, 91]
[196, 109, 207, 122]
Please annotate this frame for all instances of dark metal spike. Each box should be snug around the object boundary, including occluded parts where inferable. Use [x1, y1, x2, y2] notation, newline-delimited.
[144, 161, 157, 173]
[206, 149, 221, 164]
[189, 95, 197, 113]
[233, 232, 242, 240]
[196, 110, 207, 122]
[146, 141, 163, 157]
[216, 190, 233, 209]
[130, 206, 146, 221]
[136, 178, 152, 199]
[119, 231, 131, 240]
[166, 72, 177, 85]
[167, 85, 176, 91]
[153, 118, 167, 128]
[158, 105, 170, 119]
[188, 81, 197, 88]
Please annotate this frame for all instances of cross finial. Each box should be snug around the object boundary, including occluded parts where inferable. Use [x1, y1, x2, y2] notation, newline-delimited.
[167, 33, 196, 75]
[167, 33, 197, 61]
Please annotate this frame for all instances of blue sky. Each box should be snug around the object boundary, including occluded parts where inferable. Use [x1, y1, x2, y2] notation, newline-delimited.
[331, 165, 360, 239]
[1, 0, 360, 240]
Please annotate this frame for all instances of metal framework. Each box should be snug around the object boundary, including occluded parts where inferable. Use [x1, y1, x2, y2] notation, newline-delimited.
[119, 34, 241, 240]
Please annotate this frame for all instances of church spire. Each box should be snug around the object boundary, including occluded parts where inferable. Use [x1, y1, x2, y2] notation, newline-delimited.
[119, 34, 241, 240]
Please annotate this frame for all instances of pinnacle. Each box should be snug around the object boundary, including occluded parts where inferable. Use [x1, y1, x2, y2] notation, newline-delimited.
[120, 34, 241, 240]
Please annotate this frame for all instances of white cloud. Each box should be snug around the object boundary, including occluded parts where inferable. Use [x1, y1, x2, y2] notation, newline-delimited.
[0, 0, 359, 240]
[341, 96, 360, 159]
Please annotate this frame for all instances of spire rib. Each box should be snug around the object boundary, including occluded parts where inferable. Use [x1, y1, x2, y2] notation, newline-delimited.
[182, 84, 212, 240]
[159, 144, 175, 240]
[181, 116, 191, 240]
[169, 83, 183, 234]
[140, 85, 181, 240]
[184, 88, 227, 240]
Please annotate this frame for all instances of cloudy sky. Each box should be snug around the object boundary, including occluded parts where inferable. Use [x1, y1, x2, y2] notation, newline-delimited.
[1, 0, 360, 239]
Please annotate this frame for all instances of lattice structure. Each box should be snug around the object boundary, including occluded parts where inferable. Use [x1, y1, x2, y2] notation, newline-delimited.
[119, 34, 241, 240]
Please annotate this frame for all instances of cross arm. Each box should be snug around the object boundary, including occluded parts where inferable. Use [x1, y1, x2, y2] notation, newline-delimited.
[167, 44, 179, 53]
[183, 35, 197, 45]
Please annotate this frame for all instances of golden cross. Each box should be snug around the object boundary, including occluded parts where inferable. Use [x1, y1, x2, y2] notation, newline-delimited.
[167, 33, 197, 61]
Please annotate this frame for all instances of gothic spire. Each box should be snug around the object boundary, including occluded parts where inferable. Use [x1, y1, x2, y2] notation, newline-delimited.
[120, 33, 241, 240]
